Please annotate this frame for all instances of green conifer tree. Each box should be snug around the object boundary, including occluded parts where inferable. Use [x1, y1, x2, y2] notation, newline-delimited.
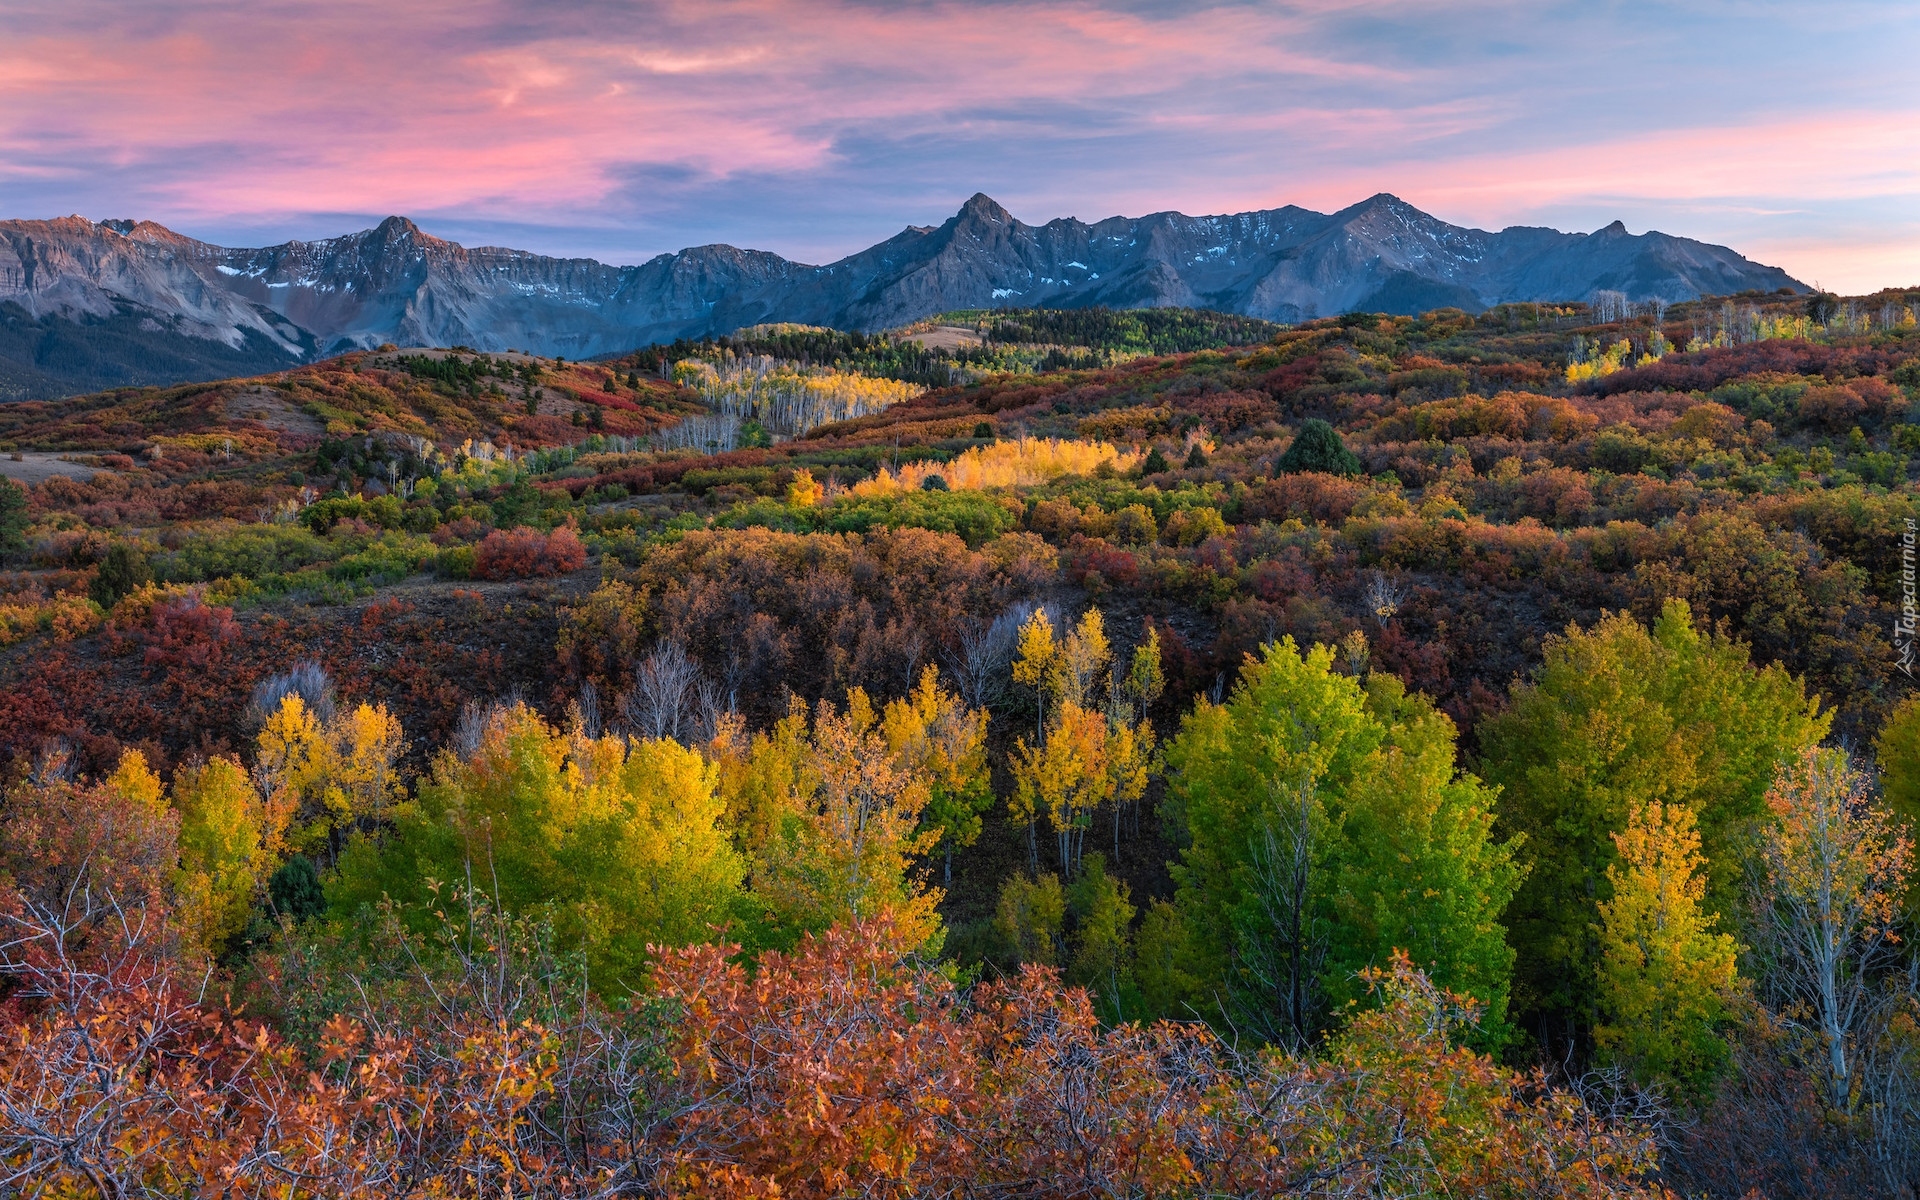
[1274, 419, 1361, 476]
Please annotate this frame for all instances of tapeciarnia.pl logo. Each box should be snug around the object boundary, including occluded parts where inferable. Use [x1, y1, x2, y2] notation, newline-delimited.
[1899, 517, 1917, 678]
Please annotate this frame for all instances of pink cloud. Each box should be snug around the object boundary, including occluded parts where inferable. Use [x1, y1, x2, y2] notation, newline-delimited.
[0, 0, 1914, 291]
[0, 3, 1279, 208]
[1270, 115, 1920, 292]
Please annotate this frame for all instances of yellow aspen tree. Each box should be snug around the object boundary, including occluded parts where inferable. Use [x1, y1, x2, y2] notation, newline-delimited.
[1594, 800, 1740, 1096]
[1107, 626, 1164, 855]
[1008, 607, 1061, 874]
[1102, 713, 1154, 859]
[1011, 700, 1111, 877]
[1012, 606, 1059, 742]
[325, 702, 406, 838]
[331, 701, 744, 988]
[170, 756, 269, 960]
[254, 694, 333, 855]
[786, 468, 823, 507]
[1756, 748, 1913, 1103]
[107, 748, 165, 813]
[256, 694, 406, 859]
[882, 666, 991, 884]
[712, 697, 818, 866]
[558, 731, 745, 976]
[1054, 608, 1112, 711]
[749, 690, 941, 950]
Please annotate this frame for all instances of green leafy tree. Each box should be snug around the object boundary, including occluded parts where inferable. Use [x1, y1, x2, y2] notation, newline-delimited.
[1325, 677, 1524, 1046]
[1274, 418, 1361, 476]
[331, 702, 744, 987]
[1477, 600, 1827, 1028]
[992, 870, 1065, 967]
[1132, 898, 1203, 1020]
[1162, 637, 1521, 1045]
[1872, 693, 1920, 909]
[1066, 853, 1139, 1023]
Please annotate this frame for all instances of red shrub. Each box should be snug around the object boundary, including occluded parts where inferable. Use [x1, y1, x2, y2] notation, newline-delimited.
[430, 515, 492, 545]
[569, 386, 644, 412]
[1247, 548, 1314, 602]
[472, 526, 588, 580]
[1066, 536, 1140, 590]
[1516, 466, 1593, 527]
[1240, 473, 1369, 524]
[141, 597, 238, 672]
[509, 414, 590, 445]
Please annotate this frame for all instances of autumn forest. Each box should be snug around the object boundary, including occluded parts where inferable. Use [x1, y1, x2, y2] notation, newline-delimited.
[4, 292, 1920, 1197]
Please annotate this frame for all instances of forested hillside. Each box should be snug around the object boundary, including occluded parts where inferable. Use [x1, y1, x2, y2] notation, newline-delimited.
[3, 290, 1920, 1196]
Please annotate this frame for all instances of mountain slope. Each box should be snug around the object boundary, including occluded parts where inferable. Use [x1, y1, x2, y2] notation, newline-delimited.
[0, 195, 1803, 399]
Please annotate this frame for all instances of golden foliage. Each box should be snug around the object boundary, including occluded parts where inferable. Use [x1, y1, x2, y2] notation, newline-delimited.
[722, 691, 944, 949]
[674, 356, 921, 437]
[255, 694, 406, 851]
[1594, 800, 1739, 1093]
[170, 755, 270, 958]
[852, 436, 1138, 497]
[0, 593, 103, 646]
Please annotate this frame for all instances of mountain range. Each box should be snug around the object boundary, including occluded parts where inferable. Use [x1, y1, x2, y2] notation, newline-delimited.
[0, 192, 1804, 400]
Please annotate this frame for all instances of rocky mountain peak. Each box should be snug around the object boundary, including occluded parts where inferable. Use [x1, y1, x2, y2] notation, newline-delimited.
[955, 193, 1015, 226]
[371, 215, 427, 240]
[1354, 192, 1415, 214]
[0, 196, 1806, 400]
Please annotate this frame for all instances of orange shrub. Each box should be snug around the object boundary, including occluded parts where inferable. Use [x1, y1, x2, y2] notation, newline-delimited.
[472, 525, 587, 579]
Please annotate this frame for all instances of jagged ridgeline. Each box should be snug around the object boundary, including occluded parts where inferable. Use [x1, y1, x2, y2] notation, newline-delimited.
[618, 308, 1286, 445]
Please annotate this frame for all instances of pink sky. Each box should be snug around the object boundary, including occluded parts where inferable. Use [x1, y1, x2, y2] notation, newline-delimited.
[2, 0, 1917, 293]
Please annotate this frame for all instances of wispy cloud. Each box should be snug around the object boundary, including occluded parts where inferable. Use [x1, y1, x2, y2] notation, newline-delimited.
[0, 0, 1915, 291]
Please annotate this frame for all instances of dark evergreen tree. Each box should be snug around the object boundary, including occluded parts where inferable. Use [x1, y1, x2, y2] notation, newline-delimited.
[1141, 447, 1171, 475]
[0, 476, 26, 556]
[1185, 444, 1209, 470]
[1274, 419, 1362, 477]
[88, 544, 151, 609]
[268, 854, 326, 924]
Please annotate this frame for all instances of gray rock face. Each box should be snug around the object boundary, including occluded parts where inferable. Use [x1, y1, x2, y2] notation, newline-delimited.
[0, 194, 1803, 398]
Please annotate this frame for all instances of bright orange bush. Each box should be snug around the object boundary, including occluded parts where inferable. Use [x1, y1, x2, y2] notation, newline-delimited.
[472, 524, 587, 579]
